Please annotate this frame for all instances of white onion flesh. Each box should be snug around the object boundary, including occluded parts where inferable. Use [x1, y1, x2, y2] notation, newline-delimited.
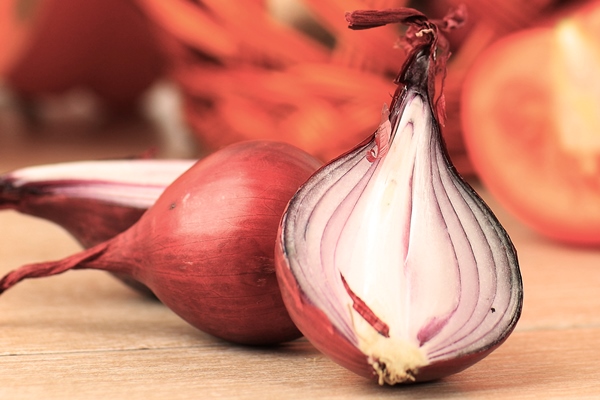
[279, 49, 522, 384]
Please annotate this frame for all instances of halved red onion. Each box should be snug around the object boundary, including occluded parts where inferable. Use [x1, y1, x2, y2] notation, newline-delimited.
[275, 7, 523, 385]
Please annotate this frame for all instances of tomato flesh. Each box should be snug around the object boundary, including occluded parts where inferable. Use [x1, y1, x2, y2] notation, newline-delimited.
[462, 11, 600, 245]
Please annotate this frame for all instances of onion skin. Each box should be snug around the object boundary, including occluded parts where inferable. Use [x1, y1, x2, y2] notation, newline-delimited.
[0, 141, 322, 345]
[275, 7, 522, 384]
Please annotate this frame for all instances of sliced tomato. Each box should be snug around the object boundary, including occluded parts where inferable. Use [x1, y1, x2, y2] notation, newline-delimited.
[461, 3, 600, 245]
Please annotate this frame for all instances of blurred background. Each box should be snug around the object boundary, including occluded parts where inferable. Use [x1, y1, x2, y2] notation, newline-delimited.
[1, 0, 599, 245]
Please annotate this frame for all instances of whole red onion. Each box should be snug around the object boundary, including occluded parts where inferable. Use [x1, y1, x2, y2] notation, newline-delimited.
[0, 141, 322, 345]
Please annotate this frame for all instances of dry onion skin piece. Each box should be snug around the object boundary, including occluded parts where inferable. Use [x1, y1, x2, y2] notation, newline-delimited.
[275, 7, 523, 385]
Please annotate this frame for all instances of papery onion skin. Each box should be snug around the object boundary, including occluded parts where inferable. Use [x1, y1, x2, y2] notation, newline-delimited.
[0, 141, 322, 345]
[275, 7, 522, 384]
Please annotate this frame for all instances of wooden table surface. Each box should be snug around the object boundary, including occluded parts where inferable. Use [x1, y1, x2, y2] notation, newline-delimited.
[1, 105, 600, 399]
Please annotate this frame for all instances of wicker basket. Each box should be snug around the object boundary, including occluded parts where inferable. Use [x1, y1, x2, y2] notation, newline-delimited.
[69, 0, 569, 172]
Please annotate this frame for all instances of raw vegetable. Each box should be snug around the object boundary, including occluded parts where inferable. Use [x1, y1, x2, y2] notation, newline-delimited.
[461, 0, 600, 245]
[0, 141, 322, 345]
[275, 7, 523, 384]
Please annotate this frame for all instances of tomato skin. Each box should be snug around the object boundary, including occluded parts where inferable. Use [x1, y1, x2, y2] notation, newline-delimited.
[461, 10, 600, 246]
